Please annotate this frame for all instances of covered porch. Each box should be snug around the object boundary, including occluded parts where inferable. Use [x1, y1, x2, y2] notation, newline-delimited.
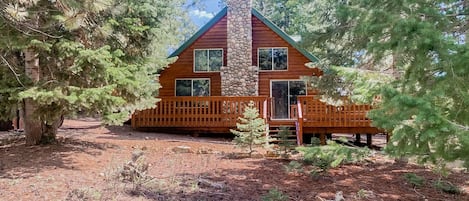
[131, 96, 384, 145]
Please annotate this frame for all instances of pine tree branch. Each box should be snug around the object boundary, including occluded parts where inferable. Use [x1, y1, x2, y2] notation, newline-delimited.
[23, 23, 63, 39]
[0, 54, 24, 87]
[0, 8, 63, 39]
[447, 120, 469, 131]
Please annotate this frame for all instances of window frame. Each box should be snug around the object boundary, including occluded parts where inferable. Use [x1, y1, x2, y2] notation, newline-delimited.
[193, 48, 224, 73]
[175, 78, 211, 96]
[257, 47, 288, 71]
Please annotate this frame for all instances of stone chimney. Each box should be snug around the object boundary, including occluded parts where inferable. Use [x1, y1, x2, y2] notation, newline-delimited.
[221, 0, 258, 96]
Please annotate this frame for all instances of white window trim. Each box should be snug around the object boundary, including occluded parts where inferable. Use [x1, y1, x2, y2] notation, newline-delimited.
[175, 78, 211, 96]
[193, 48, 224, 73]
[270, 79, 307, 120]
[258, 47, 288, 71]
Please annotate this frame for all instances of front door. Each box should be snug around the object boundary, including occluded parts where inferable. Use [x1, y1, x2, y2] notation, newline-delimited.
[271, 80, 306, 119]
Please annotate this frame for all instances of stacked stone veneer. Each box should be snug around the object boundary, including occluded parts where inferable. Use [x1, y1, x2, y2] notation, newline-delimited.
[221, 0, 259, 96]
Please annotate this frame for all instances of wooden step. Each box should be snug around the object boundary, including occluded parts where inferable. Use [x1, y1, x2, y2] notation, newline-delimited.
[270, 139, 297, 143]
[268, 125, 298, 145]
[269, 134, 296, 138]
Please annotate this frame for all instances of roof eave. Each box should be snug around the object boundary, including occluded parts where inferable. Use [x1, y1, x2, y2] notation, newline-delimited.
[168, 7, 320, 64]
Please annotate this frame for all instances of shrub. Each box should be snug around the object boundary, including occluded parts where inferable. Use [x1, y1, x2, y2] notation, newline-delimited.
[310, 137, 321, 147]
[297, 140, 370, 172]
[403, 173, 425, 187]
[261, 188, 289, 201]
[284, 161, 303, 174]
[433, 180, 461, 194]
[119, 149, 154, 192]
[276, 126, 296, 158]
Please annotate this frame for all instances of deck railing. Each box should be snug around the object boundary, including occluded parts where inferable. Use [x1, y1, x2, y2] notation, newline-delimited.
[295, 96, 375, 144]
[131, 96, 270, 128]
[297, 96, 372, 128]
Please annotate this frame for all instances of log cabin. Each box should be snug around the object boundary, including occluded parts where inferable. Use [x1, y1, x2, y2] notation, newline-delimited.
[131, 0, 384, 145]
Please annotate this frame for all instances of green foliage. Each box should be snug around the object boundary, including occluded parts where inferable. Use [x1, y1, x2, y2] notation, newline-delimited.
[309, 137, 321, 147]
[252, 0, 358, 66]
[276, 126, 295, 158]
[342, 0, 469, 168]
[297, 141, 370, 172]
[305, 66, 394, 105]
[283, 161, 303, 174]
[256, 0, 469, 168]
[230, 101, 270, 157]
[433, 180, 461, 194]
[261, 188, 288, 201]
[403, 173, 425, 187]
[0, 0, 195, 133]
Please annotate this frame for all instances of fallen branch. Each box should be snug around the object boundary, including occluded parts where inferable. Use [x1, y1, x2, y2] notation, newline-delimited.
[413, 187, 426, 199]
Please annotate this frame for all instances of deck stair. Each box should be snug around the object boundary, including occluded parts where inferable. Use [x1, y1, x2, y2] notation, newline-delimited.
[267, 125, 297, 145]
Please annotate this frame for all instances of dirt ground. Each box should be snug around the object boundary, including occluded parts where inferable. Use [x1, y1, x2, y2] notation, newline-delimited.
[1, 118, 468, 201]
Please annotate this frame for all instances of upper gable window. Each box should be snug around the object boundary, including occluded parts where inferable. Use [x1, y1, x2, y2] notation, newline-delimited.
[194, 49, 223, 72]
[258, 47, 288, 71]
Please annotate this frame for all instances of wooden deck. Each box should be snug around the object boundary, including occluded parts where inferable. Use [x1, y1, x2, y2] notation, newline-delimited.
[131, 96, 269, 132]
[295, 96, 382, 144]
[131, 96, 384, 144]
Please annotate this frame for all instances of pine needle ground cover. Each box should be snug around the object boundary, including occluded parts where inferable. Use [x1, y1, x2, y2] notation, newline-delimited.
[0, 119, 468, 201]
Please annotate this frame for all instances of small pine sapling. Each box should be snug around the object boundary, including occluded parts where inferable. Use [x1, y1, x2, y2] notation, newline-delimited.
[403, 173, 425, 187]
[231, 101, 270, 157]
[277, 126, 296, 158]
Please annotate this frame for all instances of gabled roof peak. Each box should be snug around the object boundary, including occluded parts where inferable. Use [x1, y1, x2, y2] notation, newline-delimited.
[169, 7, 319, 63]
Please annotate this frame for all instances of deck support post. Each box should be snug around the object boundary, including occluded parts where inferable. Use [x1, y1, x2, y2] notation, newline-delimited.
[386, 132, 391, 143]
[366, 134, 372, 148]
[320, 133, 326, 145]
[355, 134, 361, 145]
[326, 133, 332, 140]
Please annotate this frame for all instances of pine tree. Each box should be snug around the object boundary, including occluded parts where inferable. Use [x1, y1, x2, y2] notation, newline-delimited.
[0, 0, 195, 145]
[231, 101, 270, 157]
[305, 0, 469, 167]
[252, 0, 469, 167]
[276, 126, 295, 158]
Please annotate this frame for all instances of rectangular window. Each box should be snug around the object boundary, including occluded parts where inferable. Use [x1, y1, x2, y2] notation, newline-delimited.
[258, 47, 288, 70]
[175, 79, 210, 96]
[194, 49, 223, 72]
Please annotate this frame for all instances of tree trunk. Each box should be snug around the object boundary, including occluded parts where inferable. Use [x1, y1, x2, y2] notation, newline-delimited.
[23, 48, 45, 145]
[41, 116, 63, 144]
[23, 99, 43, 145]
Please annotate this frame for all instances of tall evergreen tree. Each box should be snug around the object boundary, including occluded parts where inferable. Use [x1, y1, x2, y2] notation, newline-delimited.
[251, 0, 360, 66]
[311, 0, 469, 167]
[0, 0, 194, 145]
[251, 0, 469, 167]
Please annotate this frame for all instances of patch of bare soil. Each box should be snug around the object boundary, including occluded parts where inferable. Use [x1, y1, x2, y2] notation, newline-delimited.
[1, 118, 468, 201]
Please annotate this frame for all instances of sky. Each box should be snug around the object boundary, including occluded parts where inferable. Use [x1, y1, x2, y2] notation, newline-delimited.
[188, 0, 224, 27]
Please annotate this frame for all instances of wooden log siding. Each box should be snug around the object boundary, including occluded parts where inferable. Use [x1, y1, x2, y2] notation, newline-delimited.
[297, 96, 372, 128]
[132, 96, 269, 128]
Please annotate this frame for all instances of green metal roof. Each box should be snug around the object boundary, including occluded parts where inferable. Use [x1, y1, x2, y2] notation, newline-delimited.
[169, 7, 320, 63]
